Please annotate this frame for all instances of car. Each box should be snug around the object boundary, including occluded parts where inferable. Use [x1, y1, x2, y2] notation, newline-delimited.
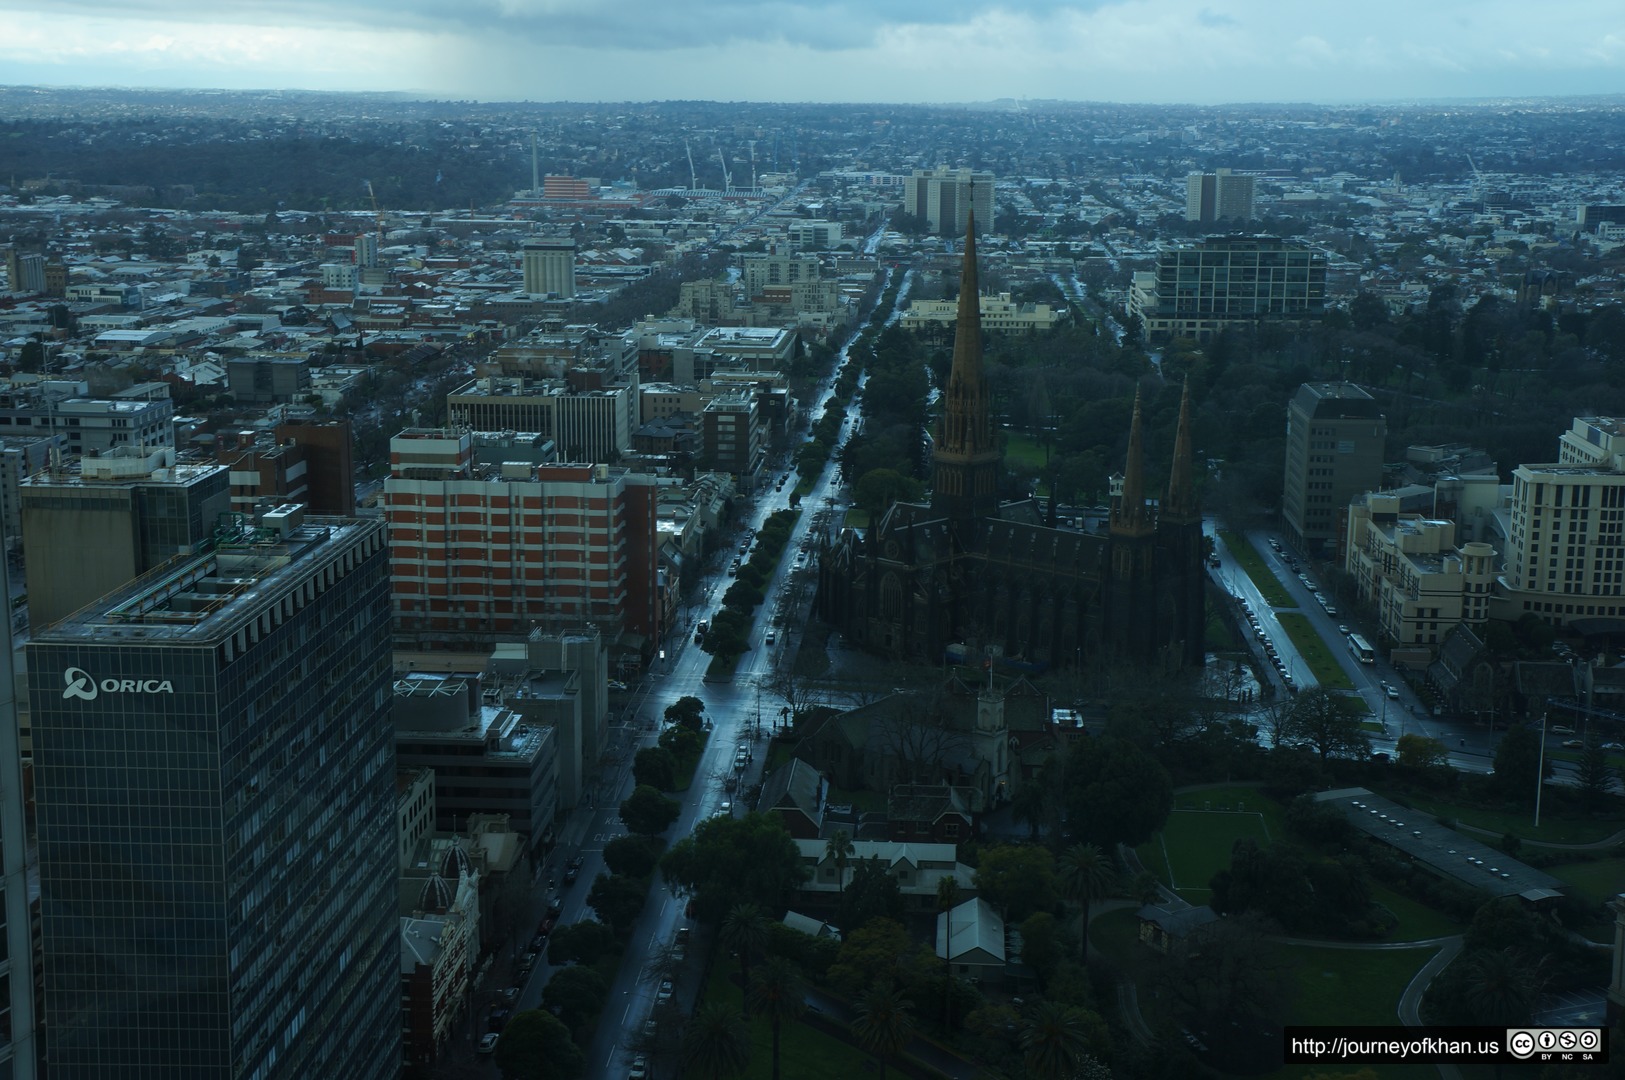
[1324, 605, 1338, 616]
[628, 1055, 650, 1080]
[608, 679, 628, 691]
[1386, 687, 1400, 700]
[1603, 742, 1625, 752]
[478, 1032, 500, 1055]
[487, 1008, 512, 1033]
[1562, 739, 1585, 749]
[695, 629, 706, 645]
[1339, 624, 1350, 635]
[567, 854, 585, 876]
[530, 933, 547, 952]
[717, 800, 732, 816]
[642, 1018, 659, 1040]
[765, 631, 776, 646]
[539, 914, 557, 935]
[1550, 724, 1575, 735]
[547, 896, 563, 916]
[656, 979, 674, 1005]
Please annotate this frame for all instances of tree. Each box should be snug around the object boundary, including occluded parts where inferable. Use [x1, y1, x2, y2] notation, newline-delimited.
[973, 844, 1058, 921]
[837, 855, 905, 935]
[661, 813, 808, 921]
[748, 956, 807, 1080]
[825, 829, 854, 896]
[1286, 687, 1371, 763]
[547, 919, 616, 966]
[681, 1001, 751, 1080]
[1492, 724, 1553, 803]
[851, 467, 925, 517]
[620, 784, 681, 836]
[721, 903, 770, 1010]
[1575, 738, 1618, 810]
[664, 695, 706, 730]
[1062, 736, 1174, 847]
[493, 1008, 583, 1080]
[603, 834, 666, 880]
[540, 965, 608, 1035]
[1057, 843, 1116, 965]
[1018, 911, 1062, 986]
[852, 986, 915, 1080]
[632, 746, 678, 792]
[1461, 947, 1544, 1027]
[1396, 733, 1450, 770]
[1160, 913, 1289, 1051]
[1019, 1000, 1104, 1080]
[827, 917, 933, 999]
[586, 873, 646, 935]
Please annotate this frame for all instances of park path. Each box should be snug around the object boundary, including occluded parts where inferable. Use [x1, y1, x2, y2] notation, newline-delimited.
[1450, 820, 1625, 850]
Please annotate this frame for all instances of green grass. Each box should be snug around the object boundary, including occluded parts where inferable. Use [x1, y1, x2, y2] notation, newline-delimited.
[1546, 857, 1625, 906]
[671, 732, 710, 792]
[1154, 809, 1272, 899]
[1001, 431, 1050, 472]
[1170, 785, 1290, 834]
[1367, 882, 1461, 941]
[843, 508, 871, 529]
[1377, 790, 1623, 846]
[1275, 612, 1355, 690]
[1285, 944, 1435, 1027]
[825, 784, 887, 813]
[1218, 530, 1294, 607]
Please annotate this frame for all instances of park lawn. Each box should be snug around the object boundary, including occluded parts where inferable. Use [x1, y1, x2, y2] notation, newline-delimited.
[1367, 881, 1461, 941]
[1170, 785, 1290, 836]
[1001, 431, 1050, 473]
[1275, 612, 1355, 690]
[1218, 530, 1294, 607]
[1546, 856, 1625, 906]
[1286, 943, 1435, 1028]
[1377, 790, 1622, 846]
[843, 508, 871, 529]
[1157, 810, 1272, 899]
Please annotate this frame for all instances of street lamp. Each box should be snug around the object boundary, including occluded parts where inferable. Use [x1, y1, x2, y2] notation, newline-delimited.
[1534, 711, 1549, 829]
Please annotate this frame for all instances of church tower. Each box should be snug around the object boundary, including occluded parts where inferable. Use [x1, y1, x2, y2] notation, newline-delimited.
[1109, 387, 1159, 659]
[1158, 379, 1207, 667]
[931, 205, 1001, 534]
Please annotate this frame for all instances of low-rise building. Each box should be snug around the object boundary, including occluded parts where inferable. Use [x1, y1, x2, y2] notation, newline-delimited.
[899, 292, 1063, 334]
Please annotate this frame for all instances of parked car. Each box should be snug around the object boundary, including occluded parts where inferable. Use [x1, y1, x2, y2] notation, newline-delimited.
[1562, 739, 1585, 749]
[478, 1033, 500, 1055]
[1550, 725, 1576, 735]
[547, 896, 563, 916]
[564, 856, 584, 884]
[656, 979, 674, 1005]
[628, 1056, 650, 1080]
[1603, 741, 1625, 752]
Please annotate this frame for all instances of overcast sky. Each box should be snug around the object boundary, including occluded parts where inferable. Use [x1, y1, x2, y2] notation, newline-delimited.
[3, 0, 1623, 105]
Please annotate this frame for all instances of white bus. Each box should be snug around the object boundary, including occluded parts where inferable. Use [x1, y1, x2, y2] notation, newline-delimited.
[1347, 633, 1375, 664]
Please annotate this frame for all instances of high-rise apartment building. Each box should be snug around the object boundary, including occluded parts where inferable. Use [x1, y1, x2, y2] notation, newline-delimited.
[22, 447, 230, 628]
[902, 168, 993, 236]
[521, 237, 576, 298]
[1282, 382, 1387, 555]
[446, 376, 636, 464]
[27, 508, 399, 1078]
[1185, 169, 1256, 223]
[385, 430, 661, 653]
[1497, 416, 1625, 629]
[1131, 236, 1325, 343]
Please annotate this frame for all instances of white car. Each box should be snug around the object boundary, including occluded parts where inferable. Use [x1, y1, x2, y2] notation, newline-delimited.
[656, 979, 674, 1005]
[478, 1033, 500, 1055]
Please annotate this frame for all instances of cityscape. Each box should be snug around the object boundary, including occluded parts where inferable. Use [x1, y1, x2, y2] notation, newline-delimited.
[2, 11, 1625, 1080]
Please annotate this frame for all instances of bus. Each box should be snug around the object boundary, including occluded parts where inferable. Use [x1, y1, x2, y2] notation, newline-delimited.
[1347, 633, 1375, 664]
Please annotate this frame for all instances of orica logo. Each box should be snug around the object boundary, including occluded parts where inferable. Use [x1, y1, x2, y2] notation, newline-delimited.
[61, 668, 173, 701]
[62, 667, 97, 701]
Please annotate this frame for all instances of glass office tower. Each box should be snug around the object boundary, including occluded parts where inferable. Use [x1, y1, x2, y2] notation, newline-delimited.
[27, 509, 398, 1079]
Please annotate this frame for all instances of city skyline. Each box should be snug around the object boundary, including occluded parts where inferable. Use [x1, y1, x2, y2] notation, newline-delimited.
[3, 0, 1624, 106]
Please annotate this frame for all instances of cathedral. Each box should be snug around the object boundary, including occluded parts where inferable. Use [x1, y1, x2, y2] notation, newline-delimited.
[816, 211, 1207, 673]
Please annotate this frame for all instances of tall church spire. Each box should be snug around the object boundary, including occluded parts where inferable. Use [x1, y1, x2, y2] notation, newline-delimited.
[931, 202, 1001, 528]
[1164, 378, 1198, 522]
[1112, 386, 1152, 536]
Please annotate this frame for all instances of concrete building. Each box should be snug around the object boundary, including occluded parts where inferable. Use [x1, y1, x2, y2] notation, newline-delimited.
[522, 237, 576, 299]
[26, 510, 400, 1079]
[492, 627, 611, 810]
[1186, 169, 1256, 223]
[400, 869, 479, 1069]
[700, 389, 766, 483]
[1344, 494, 1498, 649]
[785, 220, 844, 250]
[21, 447, 230, 628]
[215, 420, 356, 517]
[53, 395, 176, 455]
[902, 168, 994, 236]
[446, 376, 636, 464]
[740, 251, 821, 293]
[398, 766, 437, 873]
[1495, 416, 1625, 631]
[0, 510, 36, 1078]
[1132, 237, 1326, 343]
[393, 672, 559, 844]
[1282, 382, 1386, 556]
[384, 430, 661, 656]
[0, 433, 63, 551]
[899, 292, 1063, 334]
[227, 357, 313, 404]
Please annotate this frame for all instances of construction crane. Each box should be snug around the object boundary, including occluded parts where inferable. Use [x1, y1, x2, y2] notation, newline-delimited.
[684, 139, 698, 193]
[365, 180, 385, 243]
[747, 140, 758, 190]
[1466, 153, 1485, 204]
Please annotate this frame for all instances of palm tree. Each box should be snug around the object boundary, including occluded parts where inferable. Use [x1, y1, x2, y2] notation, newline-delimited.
[852, 985, 915, 1080]
[1463, 947, 1544, 1028]
[748, 956, 807, 1080]
[720, 902, 769, 1011]
[1057, 843, 1116, 964]
[934, 875, 959, 1028]
[681, 1001, 751, 1080]
[1018, 1000, 1096, 1080]
[825, 829, 854, 897]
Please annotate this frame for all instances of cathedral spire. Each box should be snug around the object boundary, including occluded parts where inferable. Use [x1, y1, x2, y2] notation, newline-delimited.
[1113, 385, 1152, 536]
[931, 200, 1001, 528]
[1165, 378, 1197, 522]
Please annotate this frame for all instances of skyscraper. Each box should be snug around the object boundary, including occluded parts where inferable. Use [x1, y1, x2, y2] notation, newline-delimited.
[521, 237, 576, 298]
[1282, 382, 1387, 556]
[902, 168, 994, 236]
[27, 508, 399, 1078]
[1185, 169, 1255, 223]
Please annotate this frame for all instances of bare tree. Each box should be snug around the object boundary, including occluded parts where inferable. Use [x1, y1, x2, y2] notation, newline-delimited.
[876, 695, 972, 785]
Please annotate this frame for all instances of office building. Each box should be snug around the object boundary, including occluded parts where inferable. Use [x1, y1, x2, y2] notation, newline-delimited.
[1282, 382, 1387, 556]
[1345, 494, 1497, 648]
[1185, 169, 1256, 223]
[354, 232, 379, 270]
[385, 430, 661, 655]
[226, 358, 312, 404]
[902, 168, 994, 237]
[0, 434, 63, 550]
[0, 527, 36, 1077]
[700, 389, 766, 483]
[446, 376, 635, 464]
[1131, 236, 1326, 343]
[21, 447, 230, 628]
[3, 249, 45, 295]
[1495, 416, 1625, 630]
[215, 420, 356, 517]
[27, 509, 399, 1078]
[521, 237, 576, 298]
